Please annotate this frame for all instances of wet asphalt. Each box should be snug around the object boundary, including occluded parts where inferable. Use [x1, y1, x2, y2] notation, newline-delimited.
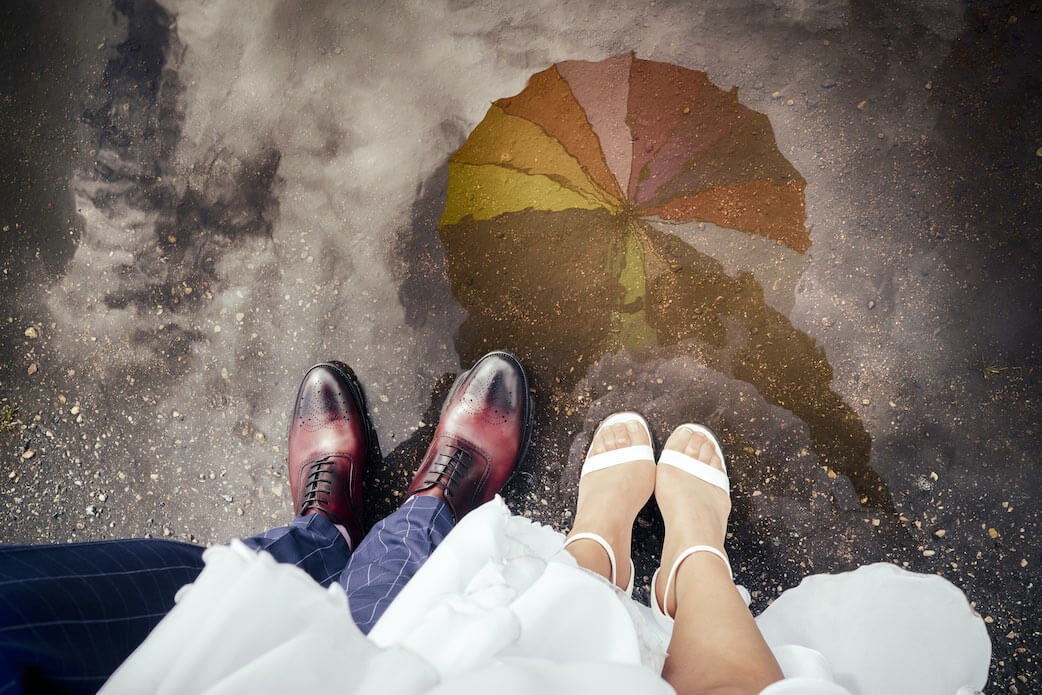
[1, 1, 1040, 690]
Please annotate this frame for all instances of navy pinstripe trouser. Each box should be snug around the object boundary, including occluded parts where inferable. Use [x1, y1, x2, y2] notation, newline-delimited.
[0, 495, 454, 695]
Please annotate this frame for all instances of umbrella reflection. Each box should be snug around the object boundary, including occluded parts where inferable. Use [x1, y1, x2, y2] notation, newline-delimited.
[393, 54, 891, 526]
[441, 208, 888, 511]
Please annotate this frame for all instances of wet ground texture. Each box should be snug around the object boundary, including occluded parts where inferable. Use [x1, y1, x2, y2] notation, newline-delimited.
[2, 1, 1040, 690]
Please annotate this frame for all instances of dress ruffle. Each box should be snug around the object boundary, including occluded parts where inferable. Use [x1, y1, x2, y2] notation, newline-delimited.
[101, 498, 990, 694]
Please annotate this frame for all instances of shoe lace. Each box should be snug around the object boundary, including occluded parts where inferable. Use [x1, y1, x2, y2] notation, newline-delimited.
[300, 455, 339, 514]
[427, 445, 472, 499]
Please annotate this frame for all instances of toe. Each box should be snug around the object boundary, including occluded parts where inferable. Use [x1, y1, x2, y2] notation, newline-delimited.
[625, 419, 651, 447]
[610, 422, 631, 448]
[589, 431, 607, 455]
[683, 431, 723, 471]
[662, 425, 693, 453]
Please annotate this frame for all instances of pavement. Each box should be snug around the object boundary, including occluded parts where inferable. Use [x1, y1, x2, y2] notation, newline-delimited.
[1, 0, 1039, 690]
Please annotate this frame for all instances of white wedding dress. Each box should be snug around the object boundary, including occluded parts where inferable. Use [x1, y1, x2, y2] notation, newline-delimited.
[100, 497, 990, 695]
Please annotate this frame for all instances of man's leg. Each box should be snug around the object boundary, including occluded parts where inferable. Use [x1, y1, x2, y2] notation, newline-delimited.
[0, 517, 353, 695]
[0, 362, 372, 694]
[341, 351, 532, 633]
[241, 512, 351, 588]
[340, 495, 455, 633]
[0, 538, 205, 695]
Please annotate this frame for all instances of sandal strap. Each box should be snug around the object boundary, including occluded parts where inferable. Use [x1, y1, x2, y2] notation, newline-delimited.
[563, 531, 635, 594]
[581, 411, 655, 478]
[656, 423, 729, 494]
[654, 545, 733, 623]
[563, 532, 618, 585]
[656, 450, 730, 493]
[581, 445, 656, 477]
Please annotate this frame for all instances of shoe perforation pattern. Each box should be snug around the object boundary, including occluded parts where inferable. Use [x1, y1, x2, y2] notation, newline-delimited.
[458, 371, 514, 426]
[296, 386, 349, 432]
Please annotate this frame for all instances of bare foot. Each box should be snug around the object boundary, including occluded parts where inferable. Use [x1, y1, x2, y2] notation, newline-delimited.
[655, 425, 732, 616]
[566, 418, 656, 590]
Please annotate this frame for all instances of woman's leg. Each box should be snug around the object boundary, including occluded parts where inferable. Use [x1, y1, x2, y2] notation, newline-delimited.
[656, 426, 783, 695]
[564, 419, 656, 589]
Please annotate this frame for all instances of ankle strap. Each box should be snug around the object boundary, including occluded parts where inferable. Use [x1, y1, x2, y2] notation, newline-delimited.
[563, 532, 618, 586]
[662, 545, 733, 618]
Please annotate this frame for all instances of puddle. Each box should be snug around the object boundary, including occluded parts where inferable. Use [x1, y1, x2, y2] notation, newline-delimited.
[431, 55, 893, 519]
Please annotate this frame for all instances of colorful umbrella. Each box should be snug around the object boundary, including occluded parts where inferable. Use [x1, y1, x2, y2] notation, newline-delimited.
[435, 56, 887, 511]
[441, 53, 809, 353]
[442, 53, 808, 251]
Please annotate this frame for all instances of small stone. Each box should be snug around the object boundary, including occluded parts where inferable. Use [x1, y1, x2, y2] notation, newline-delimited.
[86, 506, 96, 516]
[934, 529, 946, 537]
[984, 615, 994, 623]
[786, 98, 794, 106]
[922, 549, 936, 557]
[21, 449, 34, 460]
[221, 494, 234, 503]
[235, 312, 245, 323]
[770, 91, 782, 100]
[1036, 146, 1042, 157]
[867, 300, 875, 309]
[821, 316, 832, 327]
[163, 527, 173, 537]
[924, 81, 932, 90]
[988, 528, 999, 539]
[857, 100, 867, 110]
[58, 394, 67, 404]
[1020, 559, 1028, 567]
[27, 363, 38, 375]
[821, 79, 837, 89]
[24, 326, 38, 339]
[379, 394, 389, 403]
[70, 406, 81, 416]
[98, 493, 107, 502]
[861, 398, 870, 405]
[214, 325, 221, 333]
[237, 507, 244, 515]
[872, 519, 880, 526]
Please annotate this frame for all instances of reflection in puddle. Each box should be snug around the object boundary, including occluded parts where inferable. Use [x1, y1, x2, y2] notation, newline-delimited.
[435, 54, 892, 512]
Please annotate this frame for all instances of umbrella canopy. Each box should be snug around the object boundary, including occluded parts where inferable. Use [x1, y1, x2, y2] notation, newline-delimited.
[441, 53, 809, 252]
[434, 55, 886, 512]
[441, 54, 810, 353]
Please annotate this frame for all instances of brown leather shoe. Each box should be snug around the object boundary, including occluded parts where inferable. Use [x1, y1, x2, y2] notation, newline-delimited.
[288, 362, 371, 547]
[406, 351, 533, 521]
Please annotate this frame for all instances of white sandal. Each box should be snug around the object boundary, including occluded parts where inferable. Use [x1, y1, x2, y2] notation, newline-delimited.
[651, 423, 747, 629]
[563, 412, 655, 595]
